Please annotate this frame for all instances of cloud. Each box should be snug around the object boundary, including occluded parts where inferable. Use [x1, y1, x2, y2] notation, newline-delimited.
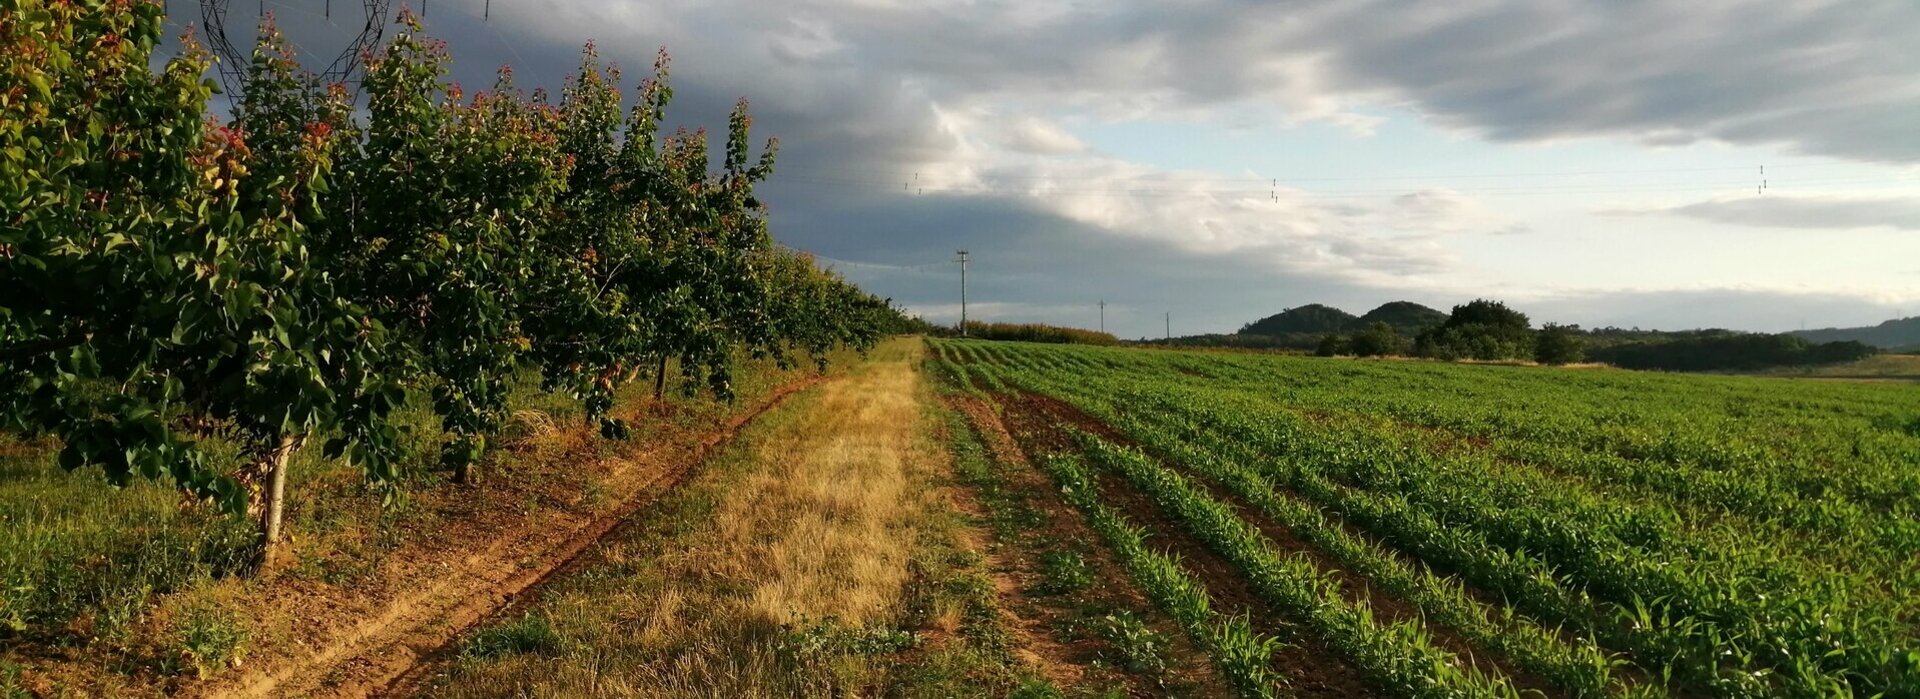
[997, 116, 1090, 155]
[480, 0, 1920, 164]
[1290, 2, 1920, 163]
[1521, 286, 1919, 333]
[206, 1, 1914, 337]
[1383, 189, 1530, 235]
[212, 1, 1920, 167]
[1629, 195, 1920, 231]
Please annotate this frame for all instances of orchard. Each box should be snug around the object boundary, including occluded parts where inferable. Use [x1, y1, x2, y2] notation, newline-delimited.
[0, 0, 907, 566]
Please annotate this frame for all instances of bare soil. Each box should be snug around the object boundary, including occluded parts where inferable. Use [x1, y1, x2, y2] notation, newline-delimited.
[994, 392, 1381, 699]
[948, 395, 1234, 698]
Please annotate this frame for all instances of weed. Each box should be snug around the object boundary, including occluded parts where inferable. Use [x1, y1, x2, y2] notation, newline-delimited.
[176, 602, 249, 679]
[779, 615, 919, 659]
[1010, 677, 1067, 699]
[1095, 612, 1170, 677]
[0, 661, 28, 699]
[461, 613, 563, 659]
[1035, 549, 1094, 595]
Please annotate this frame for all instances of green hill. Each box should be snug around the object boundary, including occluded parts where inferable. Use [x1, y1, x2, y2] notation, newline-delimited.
[1790, 317, 1920, 351]
[1240, 304, 1358, 335]
[1356, 301, 1448, 335]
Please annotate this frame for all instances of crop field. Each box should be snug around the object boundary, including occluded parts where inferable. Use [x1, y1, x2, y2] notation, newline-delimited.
[929, 338, 1920, 699]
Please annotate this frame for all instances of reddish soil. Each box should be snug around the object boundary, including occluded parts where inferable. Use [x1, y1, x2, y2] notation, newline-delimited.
[1007, 389, 1600, 697]
[196, 377, 824, 699]
[943, 478, 1090, 690]
[994, 393, 1380, 699]
[1181, 469, 1565, 698]
[948, 396, 1234, 698]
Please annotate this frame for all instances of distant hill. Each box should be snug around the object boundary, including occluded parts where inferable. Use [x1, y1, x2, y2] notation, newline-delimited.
[1240, 304, 1357, 336]
[1356, 301, 1448, 335]
[1239, 301, 1445, 338]
[1789, 317, 1920, 351]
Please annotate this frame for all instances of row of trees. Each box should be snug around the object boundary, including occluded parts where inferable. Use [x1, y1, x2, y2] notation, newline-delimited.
[1, 3, 903, 561]
[952, 321, 1119, 345]
[1316, 300, 1587, 365]
[1317, 299, 1877, 370]
[1586, 333, 1875, 372]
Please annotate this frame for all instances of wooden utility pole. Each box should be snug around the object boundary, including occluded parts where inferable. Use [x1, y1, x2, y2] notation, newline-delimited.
[956, 250, 970, 336]
[1099, 300, 1106, 334]
[1165, 312, 1171, 342]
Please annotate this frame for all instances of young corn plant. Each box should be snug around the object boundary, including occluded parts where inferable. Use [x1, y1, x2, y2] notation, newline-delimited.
[1035, 454, 1286, 699]
[1076, 432, 1522, 699]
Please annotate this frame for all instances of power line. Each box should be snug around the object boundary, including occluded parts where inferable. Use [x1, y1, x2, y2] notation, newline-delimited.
[773, 243, 951, 274]
[793, 163, 1865, 184]
[772, 170, 1916, 199]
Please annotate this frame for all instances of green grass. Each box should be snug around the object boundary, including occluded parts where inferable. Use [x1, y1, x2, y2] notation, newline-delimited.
[427, 342, 1068, 697]
[1754, 352, 1920, 380]
[0, 433, 255, 641]
[461, 613, 563, 660]
[0, 350, 832, 693]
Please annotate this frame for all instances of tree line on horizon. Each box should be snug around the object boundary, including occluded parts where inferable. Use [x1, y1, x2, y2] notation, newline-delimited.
[1305, 300, 1877, 370]
[1131, 298, 1877, 371]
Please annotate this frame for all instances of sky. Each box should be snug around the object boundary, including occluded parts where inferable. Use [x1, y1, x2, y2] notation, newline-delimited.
[178, 0, 1920, 339]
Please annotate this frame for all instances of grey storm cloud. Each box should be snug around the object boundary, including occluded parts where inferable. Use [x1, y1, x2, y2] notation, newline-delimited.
[410, 0, 1920, 164]
[526, 0, 1920, 163]
[1301, 1, 1920, 163]
[186, 0, 1916, 335]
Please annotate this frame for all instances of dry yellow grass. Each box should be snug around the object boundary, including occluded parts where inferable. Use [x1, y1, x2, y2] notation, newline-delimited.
[428, 339, 957, 697]
[702, 347, 925, 632]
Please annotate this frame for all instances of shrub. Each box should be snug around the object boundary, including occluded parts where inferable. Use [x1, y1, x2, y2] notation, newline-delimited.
[1415, 299, 1535, 361]
[1534, 324, 1586, 365]
[1347, 322, 1405, 358]
[1315, 334, 1349, 357]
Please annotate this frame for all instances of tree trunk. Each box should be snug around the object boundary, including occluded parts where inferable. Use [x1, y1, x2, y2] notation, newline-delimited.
[654, 353, 669, 401]
[253, 433, 299, 571]
[453, 451, 476, 485]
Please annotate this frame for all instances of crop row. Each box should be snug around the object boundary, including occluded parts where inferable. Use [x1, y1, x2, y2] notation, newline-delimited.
[1124, 381, 1906, 697]
[934, 340, 1920, 698]
[1073, 432, 1525, 699]
[1081, 410, 1648, 698]
[1034, 453, 1286, 698]
[975, 341, 1920, 598]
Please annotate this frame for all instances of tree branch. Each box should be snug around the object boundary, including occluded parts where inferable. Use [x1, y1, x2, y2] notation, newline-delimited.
[0, 331, 89, 363]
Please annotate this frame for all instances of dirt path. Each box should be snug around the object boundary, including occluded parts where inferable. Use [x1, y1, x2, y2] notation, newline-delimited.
[397, 339, 1134, 697]
[208, 377, 822, 699]
[948, 394, 1236, 698]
